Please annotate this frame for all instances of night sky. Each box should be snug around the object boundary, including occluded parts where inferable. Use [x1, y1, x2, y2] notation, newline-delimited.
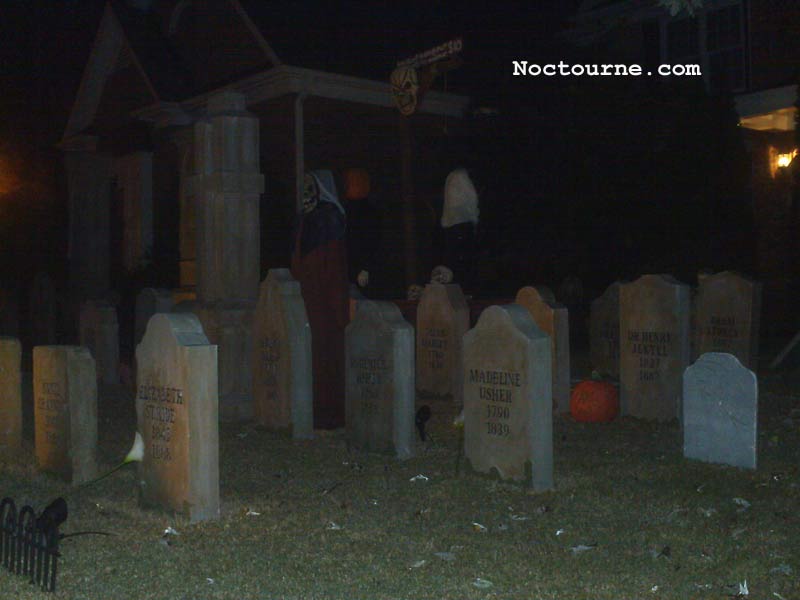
[0, 1, 765, 305]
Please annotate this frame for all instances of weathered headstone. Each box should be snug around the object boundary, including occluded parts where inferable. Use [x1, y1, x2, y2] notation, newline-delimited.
[620, 275, 690, 421]
[415, 283, 469, 400]
[252, 269, 313, 439]
[33, 346, 97, 483]
[136, 313, 219, 522]
[0, 338, 22, 449]
[134, 288, 174, 348]
[30, 273, 57, 345]
[590, 282, 620, 378]
[345, 301, 414, 459]
[79, 300, 119, 385]
[463, 304, 553, 490]
[683, 353, 757, 469]
[694, 271, 762, 370]
[515, 286, 570, 414]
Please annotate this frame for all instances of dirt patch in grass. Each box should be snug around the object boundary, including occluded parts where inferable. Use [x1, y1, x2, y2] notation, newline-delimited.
[2, 374, 799, 599]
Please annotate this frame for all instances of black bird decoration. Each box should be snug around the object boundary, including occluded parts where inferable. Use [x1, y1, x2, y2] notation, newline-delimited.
[37, 497, 112, 540]
[415, 405, 431, 441]
[37, 497, 68, 531]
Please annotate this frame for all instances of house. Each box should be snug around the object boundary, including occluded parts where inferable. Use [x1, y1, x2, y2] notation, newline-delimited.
[564, 0, 799, 334]
[60, 0, 469, 419]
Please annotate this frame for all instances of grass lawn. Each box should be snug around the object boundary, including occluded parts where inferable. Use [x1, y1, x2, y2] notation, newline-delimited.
[1, 371, 798, 599]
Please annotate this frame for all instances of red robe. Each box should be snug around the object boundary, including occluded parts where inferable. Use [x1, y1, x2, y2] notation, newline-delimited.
[291, 204, 349, 429]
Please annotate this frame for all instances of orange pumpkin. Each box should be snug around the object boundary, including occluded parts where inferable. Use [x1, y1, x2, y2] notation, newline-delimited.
[342, 168, 371, 200]
[570, 380, 619, 423]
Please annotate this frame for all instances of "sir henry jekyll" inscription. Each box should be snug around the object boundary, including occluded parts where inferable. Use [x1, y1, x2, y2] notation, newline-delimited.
[628, 331, 671, 381]
[468, 369, 521, 437]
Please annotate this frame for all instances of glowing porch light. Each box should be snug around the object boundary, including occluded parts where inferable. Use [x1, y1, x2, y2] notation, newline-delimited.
[776, 150, 796, 168]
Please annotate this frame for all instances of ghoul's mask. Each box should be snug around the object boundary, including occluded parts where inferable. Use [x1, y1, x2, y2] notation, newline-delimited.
[391, 66, 419, 116]
[302, 173, 320, 215]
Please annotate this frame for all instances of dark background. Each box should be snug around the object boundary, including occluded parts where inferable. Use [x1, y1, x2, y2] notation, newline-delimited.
[0, 0, 760, 304]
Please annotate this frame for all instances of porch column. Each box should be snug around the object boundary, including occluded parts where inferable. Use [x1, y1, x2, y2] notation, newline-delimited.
[189, 91, 263, 421]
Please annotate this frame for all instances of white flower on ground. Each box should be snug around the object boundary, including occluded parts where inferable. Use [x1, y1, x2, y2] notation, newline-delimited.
[125, 432, 145, 463]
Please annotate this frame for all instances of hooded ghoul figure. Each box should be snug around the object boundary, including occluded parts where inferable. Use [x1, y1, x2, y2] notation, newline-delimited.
[291, 170, 348, 429]
[441, 168, 479, 293]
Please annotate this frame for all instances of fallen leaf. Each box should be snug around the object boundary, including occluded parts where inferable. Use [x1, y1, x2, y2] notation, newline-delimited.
[473, 578, 493, 589]
[770, 564, 792, 576]
[434, 551, 456, 562]
[570, 544, 597, 555]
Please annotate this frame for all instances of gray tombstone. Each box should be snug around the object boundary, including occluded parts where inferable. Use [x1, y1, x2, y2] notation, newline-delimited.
[590, 282, 620, 378]
[694, 271, 762, 371]
[683, 353, 758, 469]
[515, 286, 570, 414]
[136, 313, 219, 522]
[345, 301, 414, 459]
[79, 300, 119, 385]
[620, 275, 690, 421]
[0, 337, 22, 449]
[33, 346, 97, 483]
[415, 283, 469, 400]
[252, 269, 313, 439]
[134, 288, 174, 348]
[463, 304, 553, 491]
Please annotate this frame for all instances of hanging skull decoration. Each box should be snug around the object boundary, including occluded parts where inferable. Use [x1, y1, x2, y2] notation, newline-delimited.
[431, 265, 454, 285]
[302, 173, 319, 215]
[391, 66, 419, 116]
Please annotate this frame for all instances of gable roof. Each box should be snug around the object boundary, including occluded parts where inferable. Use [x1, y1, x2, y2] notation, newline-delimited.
[62, 1, 469, 145]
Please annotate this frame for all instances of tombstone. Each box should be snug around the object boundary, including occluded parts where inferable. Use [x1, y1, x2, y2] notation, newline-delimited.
[590, 282, 620, 378]
[134, 288, 174, 348]
[694, 271, 762, 371]
[33, 346, 97, 483]
[683, 353, 758, 469]
[0, 338, 22, 449]
[463, 304, 553, 490]
[515, 286, 571, 414]
[345, 301, 414, 459]
[252, 269, 313, 439]
[415, 283, 469, 400]
[79, 300, 119, 385]
[30, 273, 56, 345]
[619, 275, 690, 421]
[136, 313, 219, 522]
